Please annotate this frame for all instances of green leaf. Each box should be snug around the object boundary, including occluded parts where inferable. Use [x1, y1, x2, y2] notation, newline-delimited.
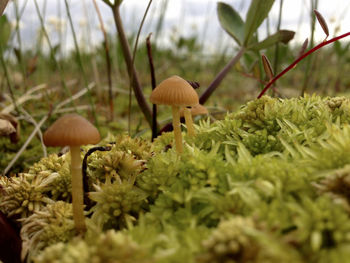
[243, 0, 275, 46]
[217, 2, 244, 46]
[0, 15, 11, 51]
[248, 30, 295, 51]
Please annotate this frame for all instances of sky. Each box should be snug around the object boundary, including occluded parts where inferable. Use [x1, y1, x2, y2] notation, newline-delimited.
[3, 0, 350, 54]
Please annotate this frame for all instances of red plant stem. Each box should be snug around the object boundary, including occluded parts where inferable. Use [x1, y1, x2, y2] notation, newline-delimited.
[257, 32, 350, 98]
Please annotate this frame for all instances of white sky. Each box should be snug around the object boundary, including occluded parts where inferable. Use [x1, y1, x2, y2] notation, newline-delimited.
[3, 0, 350, 53]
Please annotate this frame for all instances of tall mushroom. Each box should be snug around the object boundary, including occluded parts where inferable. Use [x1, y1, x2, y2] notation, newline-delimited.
[43, 113, 100, 234]
[180, 104, 209, 137]
[150, 75, 199, 153]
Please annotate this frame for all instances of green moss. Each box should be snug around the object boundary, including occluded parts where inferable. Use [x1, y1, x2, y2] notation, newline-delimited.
[34, 230, 153, 263]
[3, 96, 350, 262]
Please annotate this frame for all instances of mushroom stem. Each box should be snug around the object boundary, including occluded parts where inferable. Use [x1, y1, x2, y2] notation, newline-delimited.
[183, 107, 196, 137]
[172, 105, 183, 154]
[70, 146, 86, 235]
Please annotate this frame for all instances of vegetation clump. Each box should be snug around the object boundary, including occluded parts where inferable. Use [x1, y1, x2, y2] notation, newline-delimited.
[34, 230, 153, 263]
[1, 96, 350, 262]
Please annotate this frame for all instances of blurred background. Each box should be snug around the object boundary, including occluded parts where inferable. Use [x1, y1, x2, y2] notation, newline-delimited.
[4, 0, 350, 53]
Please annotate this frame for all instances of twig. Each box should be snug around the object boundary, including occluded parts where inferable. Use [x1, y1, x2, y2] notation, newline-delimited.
[56, 83, 95, 109]
[0, 0, 9, 15]
[20, 108, 47, 157]
[146, 33, 158, 141]
[128, 0, 153, 134]
[82, 145, 112, 206]
[199, 47, 245, 105]
[1, 84, 47, 114]
[111, 3, 153, 128]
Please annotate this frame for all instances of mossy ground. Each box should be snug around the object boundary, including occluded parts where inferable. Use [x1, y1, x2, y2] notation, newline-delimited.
[2, 95, 350, 263]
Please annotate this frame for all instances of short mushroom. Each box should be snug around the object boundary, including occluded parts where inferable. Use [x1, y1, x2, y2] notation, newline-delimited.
[180, 104, 209, 137]
[43, 113, 100, 234]
[150, 75, 199, 153]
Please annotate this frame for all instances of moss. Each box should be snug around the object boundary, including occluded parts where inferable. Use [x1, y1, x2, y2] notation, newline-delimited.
[3, 96, 350, 262]
[21, 201, 76, 260]
[89, 179, 148, 230]
[0, 122, 56, 175]
[34, 230, 153, 263]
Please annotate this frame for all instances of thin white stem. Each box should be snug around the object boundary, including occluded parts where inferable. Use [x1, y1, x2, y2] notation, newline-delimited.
[184, 107, 195, 137]
[172, 105, 183, 154]
[70, 146, 86, 234]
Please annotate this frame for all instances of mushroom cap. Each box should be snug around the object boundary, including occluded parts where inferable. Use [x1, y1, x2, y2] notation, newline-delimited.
[180, 104, 209, 117]
[150, 75, 199, 107]
[43, 114, 100, 147]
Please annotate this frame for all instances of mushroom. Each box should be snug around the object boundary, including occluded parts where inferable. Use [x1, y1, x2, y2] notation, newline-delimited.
[43, 113, 100, 234]
[180, 104, 209, 137]
[150, 75, 199, 153]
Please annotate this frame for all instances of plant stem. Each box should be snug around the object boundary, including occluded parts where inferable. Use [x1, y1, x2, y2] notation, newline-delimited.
[172, 106, 182, 154]
[70, 146, 86, 235]
[146, 34, 158, 141]
[184, 108, 195, 137]
[0, 0, 8, 15]
[199, 47, 245, 105]
[257, 32, 350, 98]
[111, 4, 153, 128]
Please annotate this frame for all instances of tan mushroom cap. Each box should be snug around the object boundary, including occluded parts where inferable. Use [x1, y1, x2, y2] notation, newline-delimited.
[43, 114, 100, 147]
[180, 104, 208, 117]
[150, 75, 199, 106]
